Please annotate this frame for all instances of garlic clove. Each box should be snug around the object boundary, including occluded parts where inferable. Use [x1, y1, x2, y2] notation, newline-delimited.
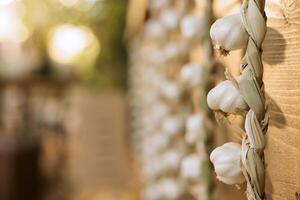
[206, 78, 248, 113]
[210, 13, 249, 55]
[210, 142, 245, 185]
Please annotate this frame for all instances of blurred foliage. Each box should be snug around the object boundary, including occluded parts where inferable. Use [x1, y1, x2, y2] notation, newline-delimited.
[21, 0, 128, 89]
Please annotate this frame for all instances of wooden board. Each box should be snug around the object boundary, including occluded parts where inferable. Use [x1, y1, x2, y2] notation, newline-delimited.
[263, 0, 300, 199]
[65, 87, 132, 197]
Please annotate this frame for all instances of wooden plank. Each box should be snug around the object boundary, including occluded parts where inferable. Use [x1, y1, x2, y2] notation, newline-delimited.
[263, 0, 300, 199]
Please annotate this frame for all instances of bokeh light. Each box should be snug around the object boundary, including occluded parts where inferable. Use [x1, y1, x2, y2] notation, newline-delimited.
[0, 3, 29, 43]
[0, 0, 15, 5]
[48, 24, 100, 74]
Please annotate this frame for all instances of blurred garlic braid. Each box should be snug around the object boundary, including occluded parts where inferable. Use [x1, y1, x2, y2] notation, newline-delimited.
[239, 0, 267, 199]
[200, 1, 215, 200]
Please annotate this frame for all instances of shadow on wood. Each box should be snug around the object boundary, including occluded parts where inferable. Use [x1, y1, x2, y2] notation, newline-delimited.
[263, 27, 286, 65]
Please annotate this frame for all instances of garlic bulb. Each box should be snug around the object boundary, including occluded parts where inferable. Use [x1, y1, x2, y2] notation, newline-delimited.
[160, 9, 180, 30]
[144, 179, 185, 200]
[159, 81, 182, 101]
[180, 63, 204, 87]
[180, 15, 203, 41]
[143, 157, 165, 179]
[143, 183, 162, 200]
[142, 45, 167, 65]
[210, 13, 248, 55]
[149, 0, 171, 12]
[210, 142, 245, 185]
[144, 20, 167, 43]
[162, 115, 184, 137]
[163, 42, 181, 60]
[185, 114, 205, 144]
[160, 178, 187, 199]
[180, 154, 202, 181]
[161, 149, 183, 171]
[207, 78, 248, 113]
[143, 133, 169, 156]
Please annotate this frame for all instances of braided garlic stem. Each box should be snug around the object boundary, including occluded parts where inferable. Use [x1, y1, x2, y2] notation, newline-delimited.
[239, 0, 267, 199]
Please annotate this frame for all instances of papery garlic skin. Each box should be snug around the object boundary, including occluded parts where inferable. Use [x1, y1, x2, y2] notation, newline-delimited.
[185, 114, 205, 144]
[207, 79, 248, 113]
[210, 142, 245, 185]
[210, 13, 248, 54]
[180, 63, 203, 87]
[180, 154, 202, 181]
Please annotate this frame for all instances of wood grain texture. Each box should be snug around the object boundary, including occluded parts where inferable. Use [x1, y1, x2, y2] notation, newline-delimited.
[263, 0, 300, 199]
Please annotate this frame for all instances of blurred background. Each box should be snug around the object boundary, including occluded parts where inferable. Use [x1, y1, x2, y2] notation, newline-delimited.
[0, 0, 134, 199]
[0, 0, 246, 200]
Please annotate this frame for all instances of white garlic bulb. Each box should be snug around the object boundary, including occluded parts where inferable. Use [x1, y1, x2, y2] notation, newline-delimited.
[163, 42, 181, 60]
[180, 15, 203, 41]
[180, 63, 204, 87]
[207, 78, 248, 113]
[159, 81, 182, 101]
[210, 142, 245, 185]
[185, 114, 205, 144]
[161, 149, 183, 171]
[210, 13, 248, 55]
[142, 45, 167, 65]
[160, 178, 187, 199]
[180, 154, 202, 181]
[143, 183, 162, 200]
[144, 20, 167, 43]
[143, 133, 169, 156]
[160, 9, 180, 30]
[143, 157, 165, 179]
[149, 0, 170, 12]
[162, 115, 184, 137]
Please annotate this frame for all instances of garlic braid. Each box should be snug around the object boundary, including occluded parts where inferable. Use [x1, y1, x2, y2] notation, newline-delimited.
[239, 0, 267, 199]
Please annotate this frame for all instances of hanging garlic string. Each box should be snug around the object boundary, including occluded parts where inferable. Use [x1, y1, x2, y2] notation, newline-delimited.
[239, 0, 267, 199]
[208, 0, 268, 200]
